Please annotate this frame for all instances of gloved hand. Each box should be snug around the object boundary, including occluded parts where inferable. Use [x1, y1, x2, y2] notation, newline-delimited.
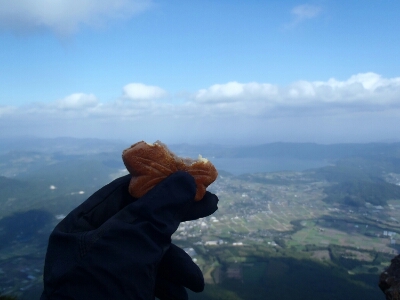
[40, 171, 219, 300]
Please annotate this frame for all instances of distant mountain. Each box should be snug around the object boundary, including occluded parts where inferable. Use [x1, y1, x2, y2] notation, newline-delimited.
[2, 137, 400, 177]
[0, 137, 127, 155]
[2, 137, 400, 161]
[170, 141, 400, 163]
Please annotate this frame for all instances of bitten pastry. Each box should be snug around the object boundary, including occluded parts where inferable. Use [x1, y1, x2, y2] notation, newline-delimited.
[122, 141, 218, 201]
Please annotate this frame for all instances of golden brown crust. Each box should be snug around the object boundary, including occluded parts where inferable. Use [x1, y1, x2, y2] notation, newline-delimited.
[122, 141, 218, 200]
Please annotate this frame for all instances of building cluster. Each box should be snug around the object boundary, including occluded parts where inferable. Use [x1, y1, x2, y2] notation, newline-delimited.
[384, 231, 397, 245]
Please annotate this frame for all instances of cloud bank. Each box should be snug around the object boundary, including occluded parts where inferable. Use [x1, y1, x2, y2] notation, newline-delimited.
[1, 73, 400, 144]
[0, 0, 153, 35]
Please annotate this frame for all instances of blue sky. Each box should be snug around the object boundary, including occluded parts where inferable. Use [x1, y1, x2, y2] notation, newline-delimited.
[1, 0, 400, 145]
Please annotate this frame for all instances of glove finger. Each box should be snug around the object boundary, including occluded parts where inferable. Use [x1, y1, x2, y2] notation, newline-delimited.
[157, 244, 204, 293]
[58, 174, 135, 232]
[121, 171, 196, 230]
[155, 278, 188, 300]
[181, 191, 219, 221]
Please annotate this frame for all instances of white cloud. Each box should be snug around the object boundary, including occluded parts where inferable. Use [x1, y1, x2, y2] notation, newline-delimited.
[192, 73, 400, 113]
[55, 93, 99, 110]
[319, 72, 400, 91]
[0, 0, 153, 35]
[195, 82, 278, 103]
[285, 4, 322, 28]
[123, 83, 167, 100]
[291, 4, 322, 20]
[2, 73, 400, 144]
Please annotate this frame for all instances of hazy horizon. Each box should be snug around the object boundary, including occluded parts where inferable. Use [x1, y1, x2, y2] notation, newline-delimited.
[2, 135, 400, 148]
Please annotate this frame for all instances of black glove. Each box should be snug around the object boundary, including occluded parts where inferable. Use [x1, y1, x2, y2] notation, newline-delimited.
[40, 172, 218, 300]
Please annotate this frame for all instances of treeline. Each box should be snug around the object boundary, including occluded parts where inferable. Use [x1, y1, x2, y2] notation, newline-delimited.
[188, 251, 383, 300]
[323, 180, 400, 207]
[310, 156, 400, 207]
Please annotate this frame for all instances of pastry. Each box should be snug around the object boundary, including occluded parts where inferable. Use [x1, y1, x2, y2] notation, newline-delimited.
[122, 141, 218, 200]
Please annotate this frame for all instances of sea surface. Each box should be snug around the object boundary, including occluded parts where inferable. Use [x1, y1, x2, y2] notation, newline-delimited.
[211, 157, 331, 175]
